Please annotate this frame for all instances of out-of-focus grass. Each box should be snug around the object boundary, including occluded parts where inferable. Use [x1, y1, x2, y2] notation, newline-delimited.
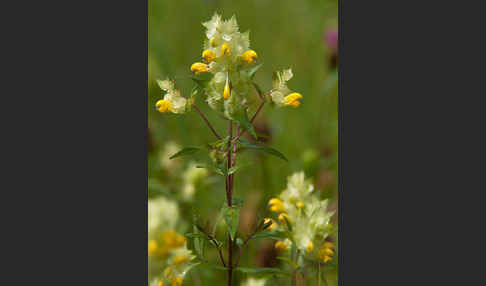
[149, 0, 338, 285]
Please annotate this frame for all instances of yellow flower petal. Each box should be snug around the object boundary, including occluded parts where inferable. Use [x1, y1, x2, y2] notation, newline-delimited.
[242, 50, 258, 63]
[202, 49, 216, 63]
[284, 93, 303, 108]
[221, 43, 231, 56]
[306, 241, 314, 253]
[156, 100, 172, 113]
[274, 241, 288, 252]
[190, 62, 209, 75]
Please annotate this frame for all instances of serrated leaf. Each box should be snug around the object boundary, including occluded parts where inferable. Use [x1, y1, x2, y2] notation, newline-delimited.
[169, 147, 201, 159]
[222, 204, 241, 240]
[238, 140, 288, 162]
[248, 63, 263, 79]
[236, 267, 289, 276]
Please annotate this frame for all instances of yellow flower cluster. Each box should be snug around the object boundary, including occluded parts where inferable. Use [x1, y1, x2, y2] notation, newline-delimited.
[148, 230, 186, 258]
[264, 172, 335, 262]
[317, 241, 335, 263]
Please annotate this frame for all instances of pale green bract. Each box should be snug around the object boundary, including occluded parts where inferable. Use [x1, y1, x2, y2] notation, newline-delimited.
[156, 79, 188, 114]
[240, 277, 267, 286]
[200, 13, 259, 119]
[275, 172, 334, 254]
[270, 68, 295, 107]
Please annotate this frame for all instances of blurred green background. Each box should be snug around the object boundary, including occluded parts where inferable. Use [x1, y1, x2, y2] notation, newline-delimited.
[148, 0, 338, 285]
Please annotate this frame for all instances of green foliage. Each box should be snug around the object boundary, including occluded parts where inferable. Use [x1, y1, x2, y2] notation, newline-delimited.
[221, 204, 241, 240]
[169, 147, 201, 159]
[238, 139, 288, 162]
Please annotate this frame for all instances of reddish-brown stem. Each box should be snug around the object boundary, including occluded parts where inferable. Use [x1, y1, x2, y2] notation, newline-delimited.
[191, 103, 222, 140]
[226, 120, 234, 286]
[232, 101, 264, 143]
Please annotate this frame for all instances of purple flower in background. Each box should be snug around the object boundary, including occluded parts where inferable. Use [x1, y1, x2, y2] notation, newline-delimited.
[324, 27, 338, 51]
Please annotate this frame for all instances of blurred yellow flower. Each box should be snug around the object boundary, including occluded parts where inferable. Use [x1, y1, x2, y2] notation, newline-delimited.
[278, 213, 291, 224]
[263, 218, 277, 230]
[148, 240, 159, 256]
[318, 241, 335, 263]
[268, 198, 285, 212]
[171, 276, 183, 286]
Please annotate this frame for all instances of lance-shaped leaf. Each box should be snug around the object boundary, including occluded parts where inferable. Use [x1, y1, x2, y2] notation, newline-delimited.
[222, 204, 241, 240]
[238, 140, 288, 162]
[169, 147, 201, 159]
[230, 108, 257, 139]
[247, 63, 263, 79]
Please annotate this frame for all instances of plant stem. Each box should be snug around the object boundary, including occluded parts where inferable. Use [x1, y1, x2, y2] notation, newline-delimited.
[226, 120, 234, 286]
[191, 103, 222, 140]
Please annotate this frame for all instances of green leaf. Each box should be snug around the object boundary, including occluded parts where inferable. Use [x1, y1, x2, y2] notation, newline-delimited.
[196, 164, 225, 176]
[276, 257, 299, 270]
[222, 204, 241, 240]
[249, 233, 284, 240]
[190, 73, 212, 89]
[236, 267, 289, 276]
[248, 63, 263, 79]
[238, 140, 288, 162]
[169, 147, 201, 159]
[231, 108, 257, 139]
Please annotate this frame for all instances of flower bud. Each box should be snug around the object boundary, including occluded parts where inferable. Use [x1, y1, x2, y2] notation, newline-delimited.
[223, 76, 231, 100]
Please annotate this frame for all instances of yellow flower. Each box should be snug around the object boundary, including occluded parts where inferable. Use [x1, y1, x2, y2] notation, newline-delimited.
[156, 100, 173, 113]
[318, 241, 335, 263]
[241, 50, 258, 63]
[171, 276, 183, 286]
[202, 49, 216, 63]
[161, 230, 186, 249]
[173, 254, 189, 266]
[223, 76, 231, 100]
[296, 201, 305, 209]
[164, 267, 173, 278]
[148, 240, 159, 256]
[158, 281, 164, 286]
[221, 43, 231, 56]
[274, 241, 289, 252]
[306, 241, 314, 253]
[268, 198, 285, 212]
[190, 62, 209, 75]
[278, 213, 291, 224]
[284, 93, 303, 107]
[263, 218, 277, 230]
